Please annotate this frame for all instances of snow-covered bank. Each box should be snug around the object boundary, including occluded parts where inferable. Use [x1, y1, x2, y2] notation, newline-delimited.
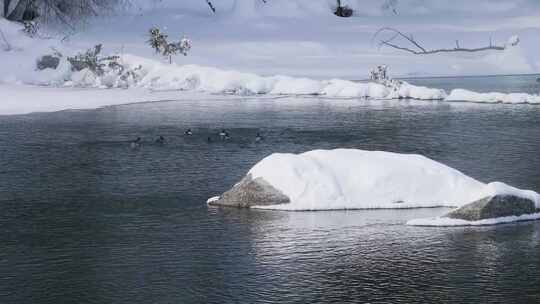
[0, 83, 218, 115]
[211, 149, 540, 211]
[446, 88, 540, 104]
[18, 54, 445, 100]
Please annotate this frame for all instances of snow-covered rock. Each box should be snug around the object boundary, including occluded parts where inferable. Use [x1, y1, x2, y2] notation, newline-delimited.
[208, 149, 540, 215]
[445, 194, 537, 222]
[208, 174, 290, 208]
[446, 88, 540, 104]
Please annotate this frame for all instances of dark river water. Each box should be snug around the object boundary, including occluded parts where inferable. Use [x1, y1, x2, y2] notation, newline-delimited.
[1, 77, 540, 303]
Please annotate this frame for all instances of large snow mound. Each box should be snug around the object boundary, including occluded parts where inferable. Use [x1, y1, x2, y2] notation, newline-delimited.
[446, 89, 540, 104]
[245, 149, 540, 211]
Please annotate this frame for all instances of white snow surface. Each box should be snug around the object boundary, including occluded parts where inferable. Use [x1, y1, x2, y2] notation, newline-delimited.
[407, 213, 540, 227]
[446, 89, 540, 104]
[1, 14, 539, 115]
[237, 149, 540, 211]
[0, 83, 220, 115]
[49, 54, 447, 99]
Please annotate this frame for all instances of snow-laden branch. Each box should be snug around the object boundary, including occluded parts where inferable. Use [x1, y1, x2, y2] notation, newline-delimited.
[373, 27, 519, 55]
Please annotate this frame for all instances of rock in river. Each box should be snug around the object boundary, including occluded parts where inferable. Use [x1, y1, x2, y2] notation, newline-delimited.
[208, 174, 290, 208]
[445, 195, 538, 221]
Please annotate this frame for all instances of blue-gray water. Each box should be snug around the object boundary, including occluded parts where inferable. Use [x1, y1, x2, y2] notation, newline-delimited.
[1, 76, 540, 303]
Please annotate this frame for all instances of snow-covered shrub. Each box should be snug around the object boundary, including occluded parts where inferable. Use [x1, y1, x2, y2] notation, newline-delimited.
[369, 65, 402, 93]
[62, 45, 149, 88]
[147, 27, 192, 63]
[21, 21, 39, 37]
[67, 44, 120, 76]
[148, 27, 167, 54]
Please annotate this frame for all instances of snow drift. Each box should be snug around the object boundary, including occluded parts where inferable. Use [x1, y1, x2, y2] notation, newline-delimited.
[446, 89, 540, 104]
[407, 213, 540, 227]
[211, 149, 540, 210]
[32, 54, 446, 100]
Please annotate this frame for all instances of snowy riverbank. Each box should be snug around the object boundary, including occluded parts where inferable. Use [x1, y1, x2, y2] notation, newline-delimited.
[2, 2, 540, 116]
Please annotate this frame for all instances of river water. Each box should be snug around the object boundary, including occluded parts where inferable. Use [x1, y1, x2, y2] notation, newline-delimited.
[1, 76, 540, 303]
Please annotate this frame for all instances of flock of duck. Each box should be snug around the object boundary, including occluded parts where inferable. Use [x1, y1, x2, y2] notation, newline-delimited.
[130, 129, 264, 149]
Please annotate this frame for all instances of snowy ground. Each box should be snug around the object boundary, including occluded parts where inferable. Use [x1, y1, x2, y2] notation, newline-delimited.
[0, 84, 214, 115]
[1, 1, 540, 115]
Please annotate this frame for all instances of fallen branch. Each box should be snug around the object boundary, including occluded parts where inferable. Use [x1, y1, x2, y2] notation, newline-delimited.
[373, 27, 516, 55]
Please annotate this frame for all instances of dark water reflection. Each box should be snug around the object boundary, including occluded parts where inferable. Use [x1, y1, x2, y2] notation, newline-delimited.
[1, 95, 540, 303]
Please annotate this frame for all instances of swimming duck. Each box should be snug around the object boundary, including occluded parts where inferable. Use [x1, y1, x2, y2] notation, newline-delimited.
[130, 137, 141, 149]
[219, 129, 230, 140]
[155, 136, 165, 144]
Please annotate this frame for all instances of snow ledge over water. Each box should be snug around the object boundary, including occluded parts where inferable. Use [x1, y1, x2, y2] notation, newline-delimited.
[407, 213, 540, 226]
[447, 89, 540, 104]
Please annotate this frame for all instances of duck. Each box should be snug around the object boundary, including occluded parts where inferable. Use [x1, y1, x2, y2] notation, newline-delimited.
[255, 132, 263, 142]
[185, 129, 193, 136]
[155, 136, 165, 144]
[130, 137, 141, 149]
[219, 129, 230, 140]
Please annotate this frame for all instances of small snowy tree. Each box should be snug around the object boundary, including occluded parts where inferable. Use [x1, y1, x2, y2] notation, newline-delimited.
[21, 20, 39, 37]
[148, 27, 168, 54]
[147, 27, 192, 64]
[67, 44, 120, 75]
[369, 65, 402, 92]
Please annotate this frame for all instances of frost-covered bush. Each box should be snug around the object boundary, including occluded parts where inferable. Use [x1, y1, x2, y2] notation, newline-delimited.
[147, 27, 192, 63]
[21, 21, 39, 37]
[369, 65, 402, 92]
[64, 44, 146, 88]
[67, 44, 119, 75]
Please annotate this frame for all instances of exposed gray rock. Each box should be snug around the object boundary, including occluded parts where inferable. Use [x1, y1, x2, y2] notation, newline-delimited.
[36, 55, 60, 70]
[208, 174, 290, 208]
[445, 195, 537, 221]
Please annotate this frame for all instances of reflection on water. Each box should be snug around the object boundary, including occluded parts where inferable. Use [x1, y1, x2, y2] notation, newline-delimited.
[1, 89, 540, 303]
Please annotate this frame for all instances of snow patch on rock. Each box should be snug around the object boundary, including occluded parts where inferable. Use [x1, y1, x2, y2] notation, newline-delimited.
[222, 149, 540, 226]
[242, 149, 540, 211]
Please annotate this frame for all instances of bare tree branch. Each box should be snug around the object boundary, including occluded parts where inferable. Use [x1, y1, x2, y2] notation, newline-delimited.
[373, 27, 511, 55]
[204, 0, 216, 13]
